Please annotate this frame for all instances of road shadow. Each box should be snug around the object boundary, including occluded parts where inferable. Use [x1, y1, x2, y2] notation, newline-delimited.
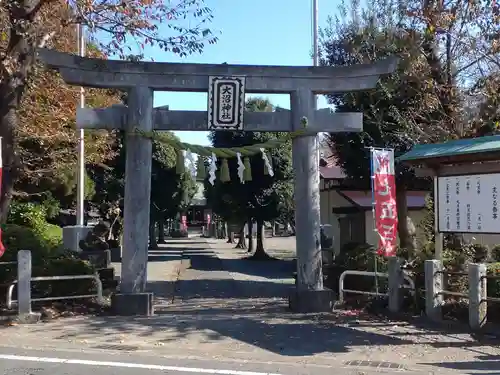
[190, 244, 296, 280]
[420, 352, 500, 375]
[162, 240, 209, 245]
[40, 296, 414, 357]
[147, 247, 205, 262]
[192, 256, 296, 280]
[147, 250, 181, 262]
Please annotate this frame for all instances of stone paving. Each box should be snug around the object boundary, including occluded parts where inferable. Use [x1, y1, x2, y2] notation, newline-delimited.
[1, 236, 500, 375]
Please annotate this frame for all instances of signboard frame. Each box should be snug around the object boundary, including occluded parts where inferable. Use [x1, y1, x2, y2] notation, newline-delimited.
[207, 76, 245, 131]
[436, 172, 500, 234]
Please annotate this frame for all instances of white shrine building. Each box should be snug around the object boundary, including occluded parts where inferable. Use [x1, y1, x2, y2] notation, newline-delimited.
[318, 146, 428, 252]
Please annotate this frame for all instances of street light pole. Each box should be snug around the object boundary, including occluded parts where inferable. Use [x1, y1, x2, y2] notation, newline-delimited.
[76, 23, 86, 226]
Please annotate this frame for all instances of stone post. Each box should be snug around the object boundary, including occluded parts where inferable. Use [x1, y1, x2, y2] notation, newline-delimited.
[111, 86, 154, 316]
[425, 259, 443, 321]
[288, 89, 334, 313]
[16, 250, 40, 323]
[62, 225, 92, 252]
[387, 257, 403, 313]
[468, 263, 487, 330]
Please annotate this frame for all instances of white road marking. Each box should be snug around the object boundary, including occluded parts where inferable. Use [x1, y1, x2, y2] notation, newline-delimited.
[0, 354, 282, 375]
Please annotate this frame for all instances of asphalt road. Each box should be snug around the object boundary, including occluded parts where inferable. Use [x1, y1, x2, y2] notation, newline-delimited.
[0, 345, 428, 375]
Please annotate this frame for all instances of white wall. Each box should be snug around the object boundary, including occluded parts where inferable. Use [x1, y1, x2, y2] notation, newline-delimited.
[320, 188, 355, 252]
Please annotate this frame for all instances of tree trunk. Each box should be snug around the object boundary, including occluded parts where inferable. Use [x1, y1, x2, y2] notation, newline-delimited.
[221, 222, 227, 239]
[158, 220, 165, 243]
[235, 225, 247, 249]
[0, 5, 39, 223]
[149, 220, 158, 249]
[227, 224, 235, 244]
[396, 185, 416, 257]
[251, 218, 272, 260]
[421, 0, 459, 131]
[247, 219, 254, 253]
[0, 85, 24, 224]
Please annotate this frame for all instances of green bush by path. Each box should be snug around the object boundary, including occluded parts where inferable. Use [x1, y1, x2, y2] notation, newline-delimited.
[8, 202, 48, 232]
[487, 262, 500, 298]
[491, 245, 500, 262]
[327, 242, 388, 295]
[2, 224, 53, 261]
[0, 225, 97, 307]
[42, 224, 63, 250]
[6, 200, 64, 254]
[0, 203, 99, 309]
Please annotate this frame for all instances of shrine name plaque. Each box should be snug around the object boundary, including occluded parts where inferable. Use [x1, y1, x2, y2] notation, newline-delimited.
[207, 76, 245, 130]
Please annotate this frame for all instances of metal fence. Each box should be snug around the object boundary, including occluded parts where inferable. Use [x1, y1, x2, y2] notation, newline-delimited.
[3, 250, 105, 321]
[0, 262, 16, 266]
[6, 274, 104, 309]
[338, 270, 415, 303]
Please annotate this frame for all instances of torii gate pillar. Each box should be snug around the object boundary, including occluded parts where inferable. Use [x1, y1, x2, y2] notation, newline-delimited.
[38, 49, 397, 315]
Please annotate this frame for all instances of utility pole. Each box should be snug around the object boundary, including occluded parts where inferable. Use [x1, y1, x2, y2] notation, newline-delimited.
[76, 23, 85, 226]
[312, 0, 321, 164]
[313, 0, 319, 67]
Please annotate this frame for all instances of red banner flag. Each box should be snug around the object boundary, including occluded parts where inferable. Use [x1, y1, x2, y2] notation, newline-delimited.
[0, 137, 5, 258]
[371, 149, 398, 257]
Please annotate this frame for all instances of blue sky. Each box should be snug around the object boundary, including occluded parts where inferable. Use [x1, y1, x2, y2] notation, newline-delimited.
[147, 0, 339, 146]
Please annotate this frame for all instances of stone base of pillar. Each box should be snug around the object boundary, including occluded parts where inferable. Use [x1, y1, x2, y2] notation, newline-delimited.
[62, 225, 93, 252]
[110, 247, 122, 262]
[111, 293, 154, 316]
[16, 312, 41, 324]
[288, 288, 335, 313]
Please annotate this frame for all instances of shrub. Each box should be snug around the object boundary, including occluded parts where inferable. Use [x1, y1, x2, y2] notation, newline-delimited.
[8, 202, 48, 234]
[40, 195, 61, 220]
[330, 242, 388, 294]
[42, 224, 63, 250]
[487, 263, 500, 299]
[7, 201, 63, 250]
[0, 226, 96, 307]
[31, 254, 96, 299]
[471, 244, 489, 263]
[335, 242, 387, 272]
[2, 224, 52, 261]
[491, 245, 500, 262]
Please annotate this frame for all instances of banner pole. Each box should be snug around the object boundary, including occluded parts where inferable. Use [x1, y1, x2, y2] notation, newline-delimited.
[369, 147, 379, 296]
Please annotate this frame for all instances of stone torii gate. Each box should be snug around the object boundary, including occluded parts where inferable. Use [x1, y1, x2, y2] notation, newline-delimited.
[38, 48, 397, 315]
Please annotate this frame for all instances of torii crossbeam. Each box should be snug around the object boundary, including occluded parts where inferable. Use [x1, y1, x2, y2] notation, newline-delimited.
[77, 106, 363, 133]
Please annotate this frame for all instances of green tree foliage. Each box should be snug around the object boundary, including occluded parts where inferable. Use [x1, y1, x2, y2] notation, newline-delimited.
[318, 0, 500, 255]
[322, 24, 441, 254]
[0, 0, 217, 222]
[321, 0, 499, 258]
[206, 98, 293, 258]
[88, 131, 196, 246]
[149, 135, 196, 248]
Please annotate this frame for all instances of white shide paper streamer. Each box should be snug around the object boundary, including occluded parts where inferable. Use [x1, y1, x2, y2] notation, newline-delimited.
[185, 150, 197, 177]
[236, 152, 246, 183]
[260, 148, 274, 177]
[208, 152, 218, 185]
